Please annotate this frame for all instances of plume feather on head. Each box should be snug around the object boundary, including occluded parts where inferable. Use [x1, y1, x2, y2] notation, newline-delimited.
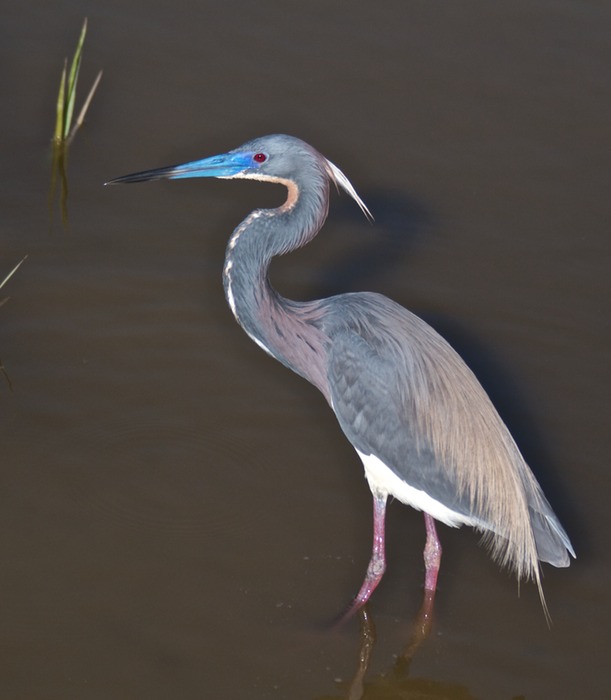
[324, 159, 373, 221]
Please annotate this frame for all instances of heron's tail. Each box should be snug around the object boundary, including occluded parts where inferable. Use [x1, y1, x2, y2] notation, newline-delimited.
[528, 494, 575, 568]
[480, 472, 575, 625]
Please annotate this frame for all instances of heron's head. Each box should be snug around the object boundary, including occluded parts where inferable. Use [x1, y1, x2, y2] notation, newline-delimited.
[106, 134, 371, 220]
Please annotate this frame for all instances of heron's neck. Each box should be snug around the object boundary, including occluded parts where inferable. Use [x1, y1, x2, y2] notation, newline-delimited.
[221, 183, 331, 399]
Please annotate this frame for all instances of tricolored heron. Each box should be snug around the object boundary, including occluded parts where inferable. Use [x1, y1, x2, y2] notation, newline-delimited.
[108, 134, 574, 620]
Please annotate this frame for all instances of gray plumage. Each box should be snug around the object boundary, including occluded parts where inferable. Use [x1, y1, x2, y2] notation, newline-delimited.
[109, 133, 575, 616]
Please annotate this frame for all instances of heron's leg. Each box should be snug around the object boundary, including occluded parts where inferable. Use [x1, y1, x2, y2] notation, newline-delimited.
[397, 514, 442, 658]
[423, 513, 442, 592]
[334, 493, 387, 626]
[339, 492, 388, 622]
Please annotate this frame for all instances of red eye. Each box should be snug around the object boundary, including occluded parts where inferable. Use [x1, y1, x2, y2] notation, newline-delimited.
[253, 152, 267, 163]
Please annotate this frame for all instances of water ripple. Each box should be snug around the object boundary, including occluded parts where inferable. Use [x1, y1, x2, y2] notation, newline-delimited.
[60, 416, 279, 539]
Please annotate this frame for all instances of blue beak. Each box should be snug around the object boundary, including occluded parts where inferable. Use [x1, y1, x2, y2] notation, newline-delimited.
[106, 151, 255, 185]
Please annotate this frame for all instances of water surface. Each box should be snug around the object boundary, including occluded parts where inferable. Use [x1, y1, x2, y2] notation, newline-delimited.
[1, 2, 609, 698]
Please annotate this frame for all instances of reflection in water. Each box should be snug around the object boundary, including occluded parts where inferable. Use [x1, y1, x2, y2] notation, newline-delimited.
[399, 590, 436, 664]
[320, 606, 478, 700]
[48, 142, 70, 229]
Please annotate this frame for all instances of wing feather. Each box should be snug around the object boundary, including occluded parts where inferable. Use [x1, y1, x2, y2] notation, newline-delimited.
[322, 292, 573, 594]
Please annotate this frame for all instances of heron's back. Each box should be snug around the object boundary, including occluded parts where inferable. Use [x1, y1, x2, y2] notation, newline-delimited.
[320, 292, 574, 582]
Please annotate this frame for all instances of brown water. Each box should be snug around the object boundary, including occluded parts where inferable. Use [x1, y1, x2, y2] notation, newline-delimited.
[2, 2, 610, 698]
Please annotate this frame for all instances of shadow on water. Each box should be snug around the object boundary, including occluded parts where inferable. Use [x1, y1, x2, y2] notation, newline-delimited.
[317, 188, 435, 297]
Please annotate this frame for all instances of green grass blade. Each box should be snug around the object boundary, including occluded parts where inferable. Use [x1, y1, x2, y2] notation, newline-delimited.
[64, 18, 88, 139]
[54, 60, 67, 143]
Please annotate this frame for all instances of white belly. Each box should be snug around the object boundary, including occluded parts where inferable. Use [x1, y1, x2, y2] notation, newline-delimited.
[356, 449, 479, 529]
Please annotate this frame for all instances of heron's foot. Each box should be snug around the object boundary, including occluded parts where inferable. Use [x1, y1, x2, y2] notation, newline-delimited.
[333, 556, 386, 626]
[333, 491, 388, 627]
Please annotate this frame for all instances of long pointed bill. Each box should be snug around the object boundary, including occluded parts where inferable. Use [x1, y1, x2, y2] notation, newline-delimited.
[105, 151, 255, 185]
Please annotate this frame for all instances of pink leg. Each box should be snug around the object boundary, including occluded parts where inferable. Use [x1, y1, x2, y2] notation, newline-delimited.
[338, 492, 388, 622]
[399, 515, 442, 659]
[423, 513, 442, 592]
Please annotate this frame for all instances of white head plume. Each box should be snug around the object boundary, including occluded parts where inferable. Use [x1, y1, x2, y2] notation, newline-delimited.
[324, 159, 373, 221]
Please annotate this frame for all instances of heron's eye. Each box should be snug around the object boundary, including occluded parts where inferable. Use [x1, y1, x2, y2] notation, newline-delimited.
[253, 153, 267, 163]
